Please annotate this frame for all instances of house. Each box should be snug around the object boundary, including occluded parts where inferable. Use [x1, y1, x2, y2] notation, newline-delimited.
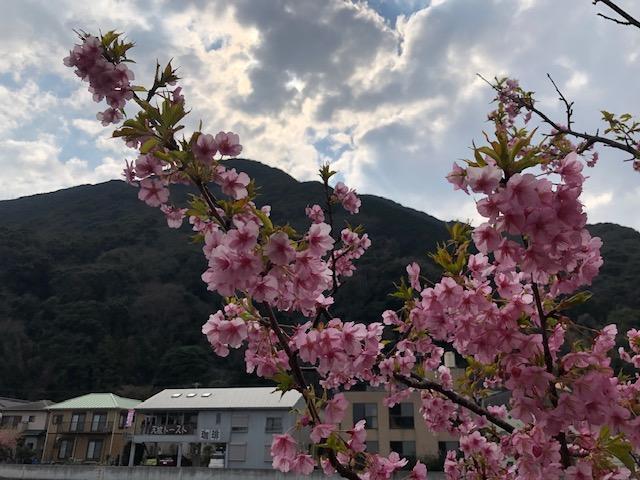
[129, 387, 306, 468]
[0, 399, 54, 460]
[41, 393, 140, 465]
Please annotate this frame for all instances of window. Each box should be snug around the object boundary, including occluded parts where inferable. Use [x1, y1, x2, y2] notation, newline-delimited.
[367, 441, 379, 454]
[390, 440, 415, 467]
[438, 441, 460, 460]
[353, 403, 378, 429]
[231, 414, 249, 433]
[28, 416, 35, 423]
[86, 440, 103, 461]
[265, 417, 283, 433]
[228, 443, 247, 462]
[58, 439, 74, 459]
[12, 416, 20, 427]
[389, 403, 414, 429]
[52, 415, 62, 425]
[216, 412, 221, 424]
[264, 445, 272, 463]
[70, 413, 86, 432]
[91, 412, 108, 432]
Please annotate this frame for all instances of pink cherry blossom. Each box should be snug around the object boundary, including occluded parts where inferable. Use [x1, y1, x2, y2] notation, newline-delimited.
[138, 178, 169, 207]
[215, 131, 242, 157]
[192, 133, 218, 163]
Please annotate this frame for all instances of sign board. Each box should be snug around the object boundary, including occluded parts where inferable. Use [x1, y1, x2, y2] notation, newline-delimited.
[198, 428, 222, 441]
[148, 424, 193, 435]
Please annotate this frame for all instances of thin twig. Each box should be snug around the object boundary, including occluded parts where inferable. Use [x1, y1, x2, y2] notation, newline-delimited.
[593, 0, 640, 29]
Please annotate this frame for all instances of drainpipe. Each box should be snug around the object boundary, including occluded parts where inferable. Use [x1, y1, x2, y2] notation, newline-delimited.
[107, 411, 116, 464]
[40, 413, 51, 463]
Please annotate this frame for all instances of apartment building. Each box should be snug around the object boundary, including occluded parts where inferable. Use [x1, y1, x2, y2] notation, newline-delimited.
[342, 387, 460, 467]
[0, 399, 54, 459]
[41, 393, 140, 465]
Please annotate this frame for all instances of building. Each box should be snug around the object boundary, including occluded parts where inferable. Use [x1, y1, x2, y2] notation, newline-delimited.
[342, 382, 460, 468]
[0, 399, 54, 460]
[130, 387, 306, 468]
[42, 393, 140, 465]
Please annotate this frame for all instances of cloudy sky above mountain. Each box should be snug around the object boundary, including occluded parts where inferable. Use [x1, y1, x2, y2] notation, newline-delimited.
[2, 0, 639, 229]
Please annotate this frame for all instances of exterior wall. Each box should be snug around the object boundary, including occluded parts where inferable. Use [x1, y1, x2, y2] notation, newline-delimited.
[342, 390, 458, 463]
[0, 464, 447, 480]
[132, 404, 306, 470]
[0, 409, 49, 458]
[0, 409, 49, 433]
[42, 409, 137, 465]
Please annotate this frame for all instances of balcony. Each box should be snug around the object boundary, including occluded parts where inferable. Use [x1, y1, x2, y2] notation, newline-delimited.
[50, 421, 114, 434]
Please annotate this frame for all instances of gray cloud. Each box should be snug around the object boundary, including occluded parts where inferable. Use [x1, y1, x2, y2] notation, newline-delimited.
[0, 0, 639, 231]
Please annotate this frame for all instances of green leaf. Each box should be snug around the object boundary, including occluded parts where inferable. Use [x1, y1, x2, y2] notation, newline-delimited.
[140, 137, 160, 154]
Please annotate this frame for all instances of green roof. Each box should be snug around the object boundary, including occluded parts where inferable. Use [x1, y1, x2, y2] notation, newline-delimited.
[48, 393, 140, 410]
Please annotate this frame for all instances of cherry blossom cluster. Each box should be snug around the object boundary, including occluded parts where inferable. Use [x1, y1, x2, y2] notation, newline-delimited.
[64, 32, 640, 480]
[63, 34, 133, 125]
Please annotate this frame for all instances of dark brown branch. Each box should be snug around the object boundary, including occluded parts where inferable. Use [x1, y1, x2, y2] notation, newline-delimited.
[530, 281, 572, 468]
[393, 373, 515, 433]
[546, 73, 574, 130]
[593, 0, 640, 29]
[478, 73, 638, 158]
[263, 305, 360, 480]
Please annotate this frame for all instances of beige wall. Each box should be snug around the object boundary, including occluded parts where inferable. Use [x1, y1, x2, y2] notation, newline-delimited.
[42, 410, 138, 465]
[0, 409, 49, 432]
[342, 390, 458, 462]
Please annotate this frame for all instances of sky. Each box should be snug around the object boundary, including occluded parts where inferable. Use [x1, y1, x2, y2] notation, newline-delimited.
[1, 0, 639, 230]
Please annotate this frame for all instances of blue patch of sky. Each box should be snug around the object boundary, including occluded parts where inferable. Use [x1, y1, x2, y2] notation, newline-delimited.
[313, 130, 354, 162]
[365, 0, 431, 25]
[206, 36, 227, 52]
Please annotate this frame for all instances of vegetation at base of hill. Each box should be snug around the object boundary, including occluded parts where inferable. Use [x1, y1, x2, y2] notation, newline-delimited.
[0, 159, 638, 401]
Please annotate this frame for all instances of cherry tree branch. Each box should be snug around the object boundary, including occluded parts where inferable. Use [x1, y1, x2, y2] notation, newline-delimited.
[593, 0, 640, 29]
[263, 305, 360, 480]
[393, 373, 515, 433]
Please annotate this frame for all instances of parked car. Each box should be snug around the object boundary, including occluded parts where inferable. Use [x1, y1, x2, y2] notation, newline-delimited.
[156, 454, 192, 467]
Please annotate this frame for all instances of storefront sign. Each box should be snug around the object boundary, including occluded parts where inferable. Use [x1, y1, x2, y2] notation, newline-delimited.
[148, 424, 193, 435]
[199, 428, 222, 441]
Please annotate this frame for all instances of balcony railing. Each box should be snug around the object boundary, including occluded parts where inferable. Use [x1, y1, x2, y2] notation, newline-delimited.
[50, 421, 114, 434]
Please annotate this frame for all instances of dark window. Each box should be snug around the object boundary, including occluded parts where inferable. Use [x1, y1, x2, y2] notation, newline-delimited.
[70, 413, 86, 432]
[367, 440, 379, 454]
[390, 440, 416, 467]
[91, 412, 108, 432]
[28, 416, 35, 423]
[86, 439, 103, 461]
[52, 415, 62, 425]
[438, 441, 460, 460]
[389, 403, 414, 429]
[58, 439, 74, 459]
[353, 403, 378, 429]
[265, 417, 283, 433]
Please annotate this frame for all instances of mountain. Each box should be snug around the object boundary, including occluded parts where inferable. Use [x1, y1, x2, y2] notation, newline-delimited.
[0, 159, 638, 401]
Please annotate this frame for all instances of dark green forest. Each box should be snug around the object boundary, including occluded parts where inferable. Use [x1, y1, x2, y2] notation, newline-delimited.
[0, 159, 638, 401]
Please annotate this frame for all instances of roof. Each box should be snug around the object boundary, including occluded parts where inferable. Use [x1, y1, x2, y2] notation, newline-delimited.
[48, 393, 140, 411]
[0, 396, 30, 409]
[135, 387, 303, 411]
[2, 400, 54, 411]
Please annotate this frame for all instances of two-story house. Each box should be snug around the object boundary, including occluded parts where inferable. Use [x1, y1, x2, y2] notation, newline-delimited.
[129, 387, 306, 469]
[42, 393, 140, 465]
[0, 399, 54, 459]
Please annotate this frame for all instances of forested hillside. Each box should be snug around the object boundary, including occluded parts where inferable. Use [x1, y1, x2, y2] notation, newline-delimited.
[0, 159, 638, 401]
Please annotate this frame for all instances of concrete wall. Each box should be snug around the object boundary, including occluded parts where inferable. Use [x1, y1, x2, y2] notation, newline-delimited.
[0, 465, 446, 480]
[0, 465, 328, 480]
